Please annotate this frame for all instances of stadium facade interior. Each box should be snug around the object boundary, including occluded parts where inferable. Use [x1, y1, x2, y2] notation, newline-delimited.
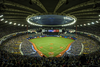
[0, 0, 100, 67]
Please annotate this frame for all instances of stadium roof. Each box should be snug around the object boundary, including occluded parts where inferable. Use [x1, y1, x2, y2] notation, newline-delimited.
[0, 0, 100, 28]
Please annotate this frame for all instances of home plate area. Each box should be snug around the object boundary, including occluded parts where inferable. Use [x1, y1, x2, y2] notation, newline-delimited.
[48, 52, 54, 57]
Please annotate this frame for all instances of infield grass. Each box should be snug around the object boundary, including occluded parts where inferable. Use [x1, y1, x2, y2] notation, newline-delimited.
[29, 37, 74, 57]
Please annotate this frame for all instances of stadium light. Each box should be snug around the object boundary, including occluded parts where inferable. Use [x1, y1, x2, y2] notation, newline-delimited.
[27, 14, 77, 27]
[99, 15, 100, 17]
[14, 23, 16, 25]
[5, 21, 8, 23]
[18, 24, 20, 26]
[64, 17, 67, 19]
[9, 22, 12, 24]
[64, 17, 72, 20]
[91, 22, 94, 24]
[62, 18, 76, 26]
[87, 23, 90, 25]
[0, 15, 3, 18]
[27, 18, 42, 26]
[25, 25, 27, 27]
[22, 24, 24, 26]
[96, 21, 99, 23]
[77, 25, 79, 27]
[0, 18, 4, 21]
[35, 17, 41, 19]
[84, 24, 86, 26]
[80, 24, 82, 26]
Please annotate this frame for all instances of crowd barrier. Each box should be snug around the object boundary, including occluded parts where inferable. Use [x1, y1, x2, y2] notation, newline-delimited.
[31, 45, 37, 53]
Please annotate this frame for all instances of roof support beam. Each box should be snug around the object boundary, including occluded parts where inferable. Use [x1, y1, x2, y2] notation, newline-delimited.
[61, 0, 100, 13]
[30, 0, 48, 13]
[54, 0, 67, 13]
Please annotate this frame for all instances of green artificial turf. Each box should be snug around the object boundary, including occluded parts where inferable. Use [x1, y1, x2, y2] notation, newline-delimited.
[29, 37, 74, 57]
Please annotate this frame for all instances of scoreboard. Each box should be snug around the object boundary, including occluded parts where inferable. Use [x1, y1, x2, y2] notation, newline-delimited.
[42, 29, 62, 32]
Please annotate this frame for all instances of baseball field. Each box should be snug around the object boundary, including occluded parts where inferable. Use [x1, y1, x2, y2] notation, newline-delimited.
[29, 37, 74, 57]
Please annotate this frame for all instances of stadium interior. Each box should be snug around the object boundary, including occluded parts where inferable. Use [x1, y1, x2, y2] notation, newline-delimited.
[0, 0, 100, 67]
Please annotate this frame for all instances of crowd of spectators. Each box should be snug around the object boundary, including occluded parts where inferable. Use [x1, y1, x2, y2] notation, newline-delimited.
[66, 39, 82, 56]
[1, 31, 100, 67]
[77, 26, 100, 37]
[60, 33, 76, 37]
[77, 35, 100, 54]
[21, 39, 33, 55]
[21, 39, 40, 57]
[0, 27, 26, 38]
[1, 48, 100, 67]
[60, 33, 100, 56]
[2, 35, 27, 54]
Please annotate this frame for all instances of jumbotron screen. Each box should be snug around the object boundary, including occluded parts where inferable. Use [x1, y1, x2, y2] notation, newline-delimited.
[42, 29, 62, 32]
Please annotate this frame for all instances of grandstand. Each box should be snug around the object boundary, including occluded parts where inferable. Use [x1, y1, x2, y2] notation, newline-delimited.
[0, 0, 100, 67]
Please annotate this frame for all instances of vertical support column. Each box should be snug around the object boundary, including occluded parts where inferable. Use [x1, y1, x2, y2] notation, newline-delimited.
[27, 25, 28, 37]
[76, 25, 77, 37]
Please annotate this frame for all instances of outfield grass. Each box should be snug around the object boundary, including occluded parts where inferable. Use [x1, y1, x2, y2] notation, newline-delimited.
[29, 37, 74, 57]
